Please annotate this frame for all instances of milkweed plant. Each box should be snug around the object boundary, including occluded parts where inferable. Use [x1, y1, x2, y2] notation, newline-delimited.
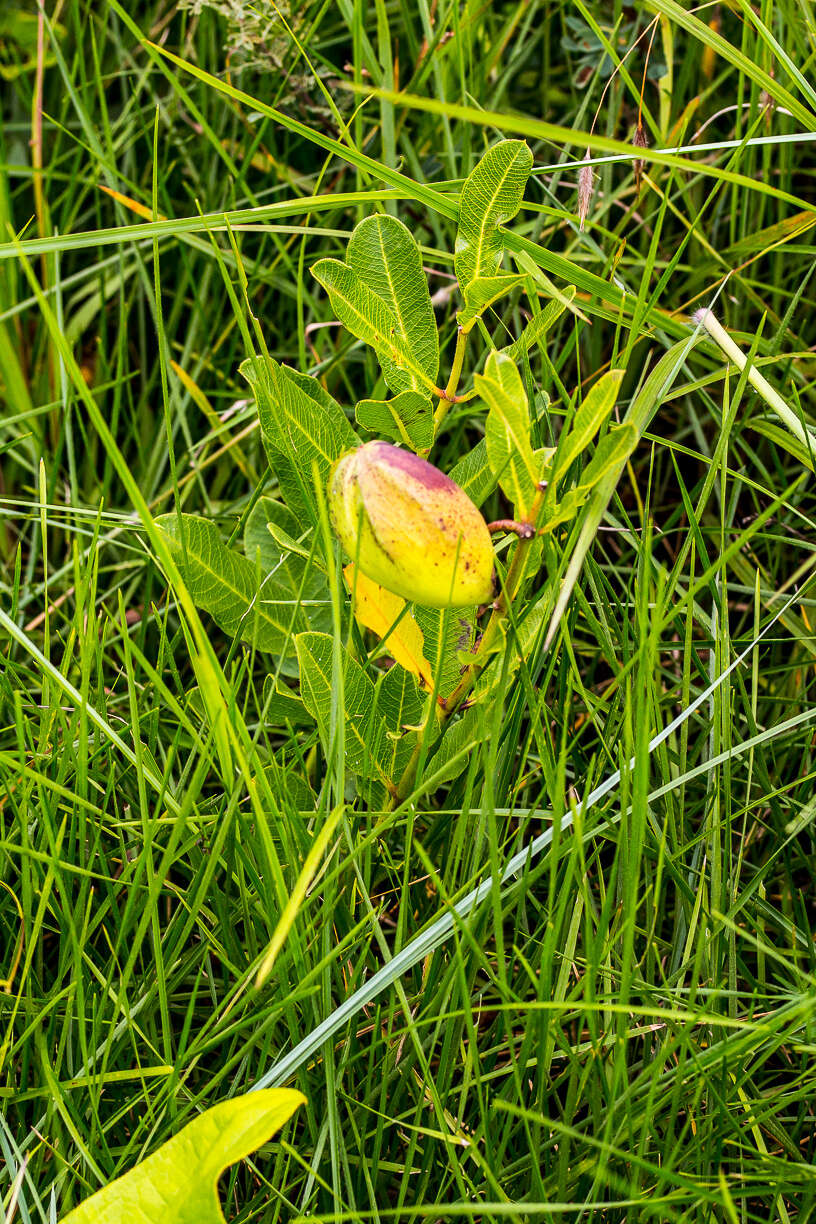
[156, 139, 673, 807]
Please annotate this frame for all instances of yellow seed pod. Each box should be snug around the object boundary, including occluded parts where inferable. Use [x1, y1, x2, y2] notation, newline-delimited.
[329, 441, 495, 608]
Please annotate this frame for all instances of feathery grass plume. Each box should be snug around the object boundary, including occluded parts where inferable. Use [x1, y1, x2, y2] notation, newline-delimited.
[633, 122, 649, 192]
[577, 149, 594, 230]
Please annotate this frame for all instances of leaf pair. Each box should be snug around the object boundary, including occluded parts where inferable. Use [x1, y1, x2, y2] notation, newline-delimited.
[313, 141, 536, 452]
[454, 140, 534, 333]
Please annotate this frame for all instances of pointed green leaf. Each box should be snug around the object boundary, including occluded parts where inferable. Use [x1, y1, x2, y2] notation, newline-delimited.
[541, 423, 638, 534]
[262, 674, 312, 727]
[156, 514, 304, 654]
[579, 421, 638, 486]
[426, 708, 482, 787]
[545, 340, 693, 647]
[312, 258, 439, 395]
[475, 590, 550, 704]
[295, 632, 388, 781]
[61, 1089, 304, 1224]
[244, 496, 301, 571]
[240, 356, 357, 520]
[457, 273, 527, 332]
[454, 140, 533, 292]
[476, 351, 539, 516]
[501, 290, 574, 361]
[355, 389, 434, 452]
[448, 439, 498, 508]
[347, 214, 439, 388]
[555, 369, 624, 478]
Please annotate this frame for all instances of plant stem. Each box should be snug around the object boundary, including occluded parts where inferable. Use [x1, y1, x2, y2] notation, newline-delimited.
[433, 326, 468, 434]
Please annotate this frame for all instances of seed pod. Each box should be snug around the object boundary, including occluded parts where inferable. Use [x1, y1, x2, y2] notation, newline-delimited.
[329, 441, 495, 608]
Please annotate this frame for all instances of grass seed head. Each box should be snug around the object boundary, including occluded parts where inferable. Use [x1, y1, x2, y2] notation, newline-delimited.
[577, 149, 594, 231]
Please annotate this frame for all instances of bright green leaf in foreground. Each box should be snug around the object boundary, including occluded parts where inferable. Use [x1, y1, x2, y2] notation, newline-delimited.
[476, 351, 540, 516]
[355, 389, 434, 452]
[554, 369, 624, 479]
[454, 139, 533, 291]
[295, 631, 389, 782]
[244, 497, 332, 635]
[347, 214, 439, 389]
[61, 1089, 305, 1223]
[457, 273, 527, 331]
[240, 356, 357, 520]
[541, 422, 639, 534]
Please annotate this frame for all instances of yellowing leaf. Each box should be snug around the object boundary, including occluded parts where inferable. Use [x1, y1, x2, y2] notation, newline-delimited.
[61, 1089, 305, 1224]
[344, 564, 434, 689]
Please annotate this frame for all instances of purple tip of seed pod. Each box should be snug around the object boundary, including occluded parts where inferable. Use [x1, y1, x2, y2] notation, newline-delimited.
[368, 440, 456, 492]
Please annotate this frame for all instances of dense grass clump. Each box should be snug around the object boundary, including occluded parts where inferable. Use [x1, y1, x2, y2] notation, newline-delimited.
[2, 3, 816, 1221]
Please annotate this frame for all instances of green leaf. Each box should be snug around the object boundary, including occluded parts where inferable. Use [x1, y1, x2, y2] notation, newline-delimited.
[475, 351, 539, 516]
[501, 290, 574, 362]
[545, 338, 694, 647]
[240, 356, 357, 521]
[580, 421, 638, 486]
[427, 709, 482, 786]
[61, 1088, 304, 1223]
[347, 214, 439, 389]
[295, 632, 388, 781]
[476, 591, 550, 705]
[541, 423, 638, 534]
[448, 439, 498, 509]
[245, 497, 331, 633]
[375, 665, 424, 782]
[262, 675, 312, 727]
[413, 605, 478, 701]
[355, 389, 434, 452]
[555, 369, 624, 478]
[457, 273, 527, 332]
[244, 496, 301, 571]
[156, 514, 304, 654]
[454, 140, 533, 292]
[312, 258, 439, 395]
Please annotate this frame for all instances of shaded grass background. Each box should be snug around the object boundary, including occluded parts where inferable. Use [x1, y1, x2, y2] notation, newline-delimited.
[2, 1, 816, 1220]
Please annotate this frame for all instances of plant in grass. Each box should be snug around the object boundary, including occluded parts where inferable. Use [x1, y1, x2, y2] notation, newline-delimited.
[156, 139, 641, 807]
